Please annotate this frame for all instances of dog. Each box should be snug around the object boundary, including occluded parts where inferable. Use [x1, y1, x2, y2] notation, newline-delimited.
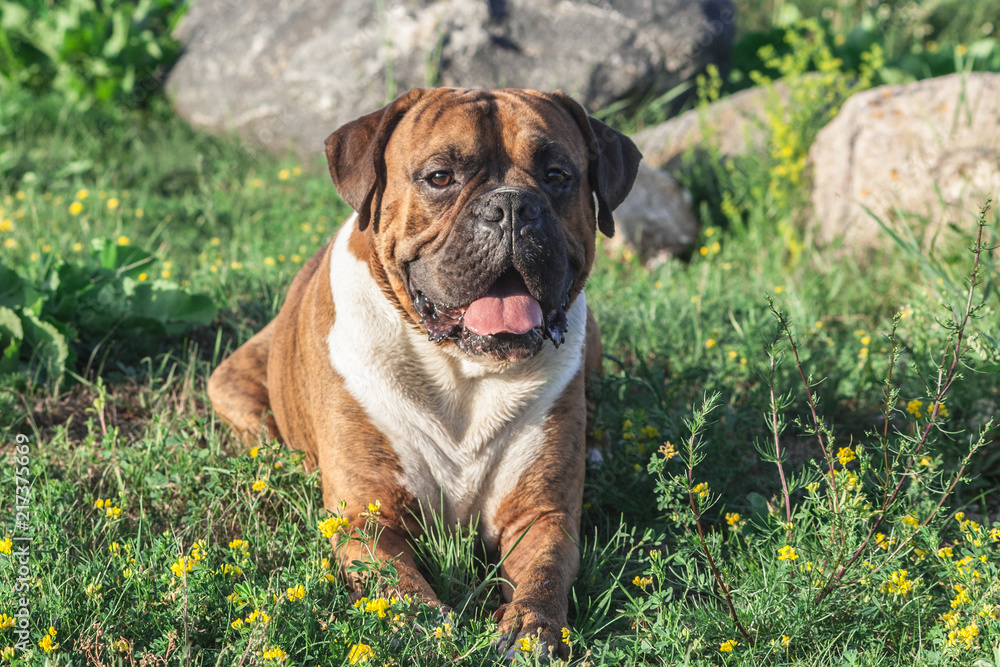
[208, 87, 640, 656]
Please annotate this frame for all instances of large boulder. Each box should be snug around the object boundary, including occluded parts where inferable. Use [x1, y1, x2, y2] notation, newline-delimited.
[808, 73, 1000, 248]
[631, 82, 785, 170]
[610, 163, 699, 264]
[166, 0, 735, 157]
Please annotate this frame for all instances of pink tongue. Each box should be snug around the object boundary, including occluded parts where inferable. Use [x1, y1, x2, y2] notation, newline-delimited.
[464, 272, 543, 336]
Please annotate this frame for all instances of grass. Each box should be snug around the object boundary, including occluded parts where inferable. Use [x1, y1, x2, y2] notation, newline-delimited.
[2, 25, 1000, 667]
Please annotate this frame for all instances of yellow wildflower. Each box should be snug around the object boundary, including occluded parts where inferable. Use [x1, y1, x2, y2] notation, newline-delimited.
[692, 482, 710, 499]
[632, 575, 653, 588]
[252, 478, 268, 492]
[659, 442, 678, 459]
[720, 639, 738, 652]
[906, 399, 923, 419]
[516, 636, 538, 652]
[0, 615, 15, 630]
[69, 201, 84, 215]
[76, 189, 89, 200]
[286, 584, 306, 601]
[278, 169, 291, 180]
[262, 646, 288, 663]
[107, 198, 119, 211]
[348, 643, 374, 664]
[562, 627, 571, 646]
[938, 546, 954, 559]
[836, 447, 856, 465]
[880, 569, 914, 597]
[725, 512, 740, 526]
[0, 536, 12, 554]
[117, 235, 130, 246]
[319, 516, 350, 538]
[778, 545, 799, 561]
[705, 338, 716, 348]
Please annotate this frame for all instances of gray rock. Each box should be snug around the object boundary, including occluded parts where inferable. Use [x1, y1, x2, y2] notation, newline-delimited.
[609, 163, 699, 264]
[166, 0, 735, 157]
[631, 80, 792, 170]
[808, 73, 1000, 248]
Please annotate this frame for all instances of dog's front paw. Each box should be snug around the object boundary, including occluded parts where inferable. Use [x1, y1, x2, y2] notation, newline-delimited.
[494, 602, 568, 662]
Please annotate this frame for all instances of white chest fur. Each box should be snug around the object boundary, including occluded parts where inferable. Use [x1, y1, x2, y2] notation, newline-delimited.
[325, 220, 586, 546]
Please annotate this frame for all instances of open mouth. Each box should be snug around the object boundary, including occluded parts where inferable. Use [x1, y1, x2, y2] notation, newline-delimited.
[411, 269, 570, 358]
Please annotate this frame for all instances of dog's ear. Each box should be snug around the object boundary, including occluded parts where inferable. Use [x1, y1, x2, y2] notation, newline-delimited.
[550, 92, 642, 238]
[325, 88, 428, 231]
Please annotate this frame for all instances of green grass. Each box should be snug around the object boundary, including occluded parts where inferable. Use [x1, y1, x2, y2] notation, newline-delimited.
[2, 29, 1000, 667]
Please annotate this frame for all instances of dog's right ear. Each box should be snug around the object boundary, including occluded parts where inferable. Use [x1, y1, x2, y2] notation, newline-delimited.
[325, 88, 428, 232]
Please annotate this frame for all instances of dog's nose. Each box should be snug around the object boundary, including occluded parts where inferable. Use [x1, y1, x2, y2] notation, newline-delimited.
[481, 190, 540, 226]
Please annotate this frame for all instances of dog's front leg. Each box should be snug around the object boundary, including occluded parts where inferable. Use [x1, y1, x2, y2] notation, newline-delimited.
[493, 369, 587, 660]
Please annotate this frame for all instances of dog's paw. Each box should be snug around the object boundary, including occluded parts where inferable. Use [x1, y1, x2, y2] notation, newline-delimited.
[494, 602, 568, 662]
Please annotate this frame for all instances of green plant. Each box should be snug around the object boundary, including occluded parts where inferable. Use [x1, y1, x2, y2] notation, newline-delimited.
[0, 0, 187, 108]
[0, 237, 217, 388]
[623, 210, 998, 663]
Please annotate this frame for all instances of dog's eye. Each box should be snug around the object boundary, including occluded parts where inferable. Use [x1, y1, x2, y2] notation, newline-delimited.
[545, 168, 571, 188]
[428, 171, 453, 187]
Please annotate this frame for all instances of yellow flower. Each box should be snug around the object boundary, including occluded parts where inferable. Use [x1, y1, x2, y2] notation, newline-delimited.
[245, 609, 271, 625]
[951, 584, 971, 608]
[348, 643, 374, 664]
[117, 235, 130, 246]
[319, 516, 350, 538]
[76, 189, 89, 200]
[659, 442, 678, 460]
[230, 261, 244, 270]
[85, 583, 102, 597]
[291, 254, 303, 264]
[516, 636, 538, 652]
[836, 447, 856, 465]
[906, 399, 923, 419]
[231, 618, 244, 630]
[69, 201, 84, 215]
[107, 198, 120, 211]
[286, 584, 306, 601]
[112, 638, 129, 653]
[0, 219, 12, 232]
[0, 536, 11, 554]
[692, 482, 710, 499]
[725, 512, 740, 526]
[367, 500, 382, 515]
[250, 178, 262, 189]
[264, 256, 276, 267]
[720, 639, 738, 652]
[0, 614, 15, 630]
[252, 479, 268, 492]
[632, 575, 653, 588]
[774, 285, 785, 293]
[780, 635, 791, 648]
[562, 627, 571, 646]
[3, 238, 17, 249]
[278, 169, 291, 180]
[705, 338, 716, 349]
[938, 546, 954, 559]
[73, 242, 83, 252]
[778, 545, 799, 561]
[39, 627, 58, 652]
[880, 569, 914, 597]
[0, 647, 13, 660]
[901, 515, 919, 529]
[262, 646, 288, 663]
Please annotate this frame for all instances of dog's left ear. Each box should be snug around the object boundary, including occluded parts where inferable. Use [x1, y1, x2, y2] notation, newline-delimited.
[551, 92, 642, 238]
[325, 88, 429, 231]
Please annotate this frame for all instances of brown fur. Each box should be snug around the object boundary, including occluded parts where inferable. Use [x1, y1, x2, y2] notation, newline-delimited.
[208, 88, 640, 657]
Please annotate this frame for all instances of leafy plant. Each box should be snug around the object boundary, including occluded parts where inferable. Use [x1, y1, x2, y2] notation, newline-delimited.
[0, 237, 217, 387]
[0, 0, 187, 108]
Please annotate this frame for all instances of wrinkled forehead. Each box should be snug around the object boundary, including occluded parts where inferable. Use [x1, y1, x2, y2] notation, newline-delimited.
[387, 88, 590, 168]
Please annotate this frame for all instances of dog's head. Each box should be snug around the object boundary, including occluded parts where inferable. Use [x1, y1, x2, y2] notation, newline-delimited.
[325, 88, 640, 363]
